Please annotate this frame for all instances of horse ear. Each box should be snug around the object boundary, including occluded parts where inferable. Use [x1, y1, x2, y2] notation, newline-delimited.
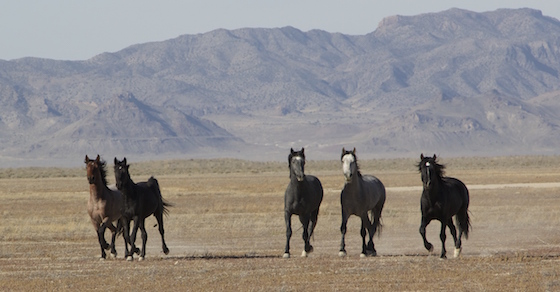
[301, 148, 304, 154]
[84, 155, 89, 163]
[95, 155, 100, 162]
[114, 157, 118, 165]
[352, 147, 356, 154]
[433, 154, 437, 160]
[290, 148, 295, 154]
[420, 153, 424, 160]
[123, 157, 127, 165]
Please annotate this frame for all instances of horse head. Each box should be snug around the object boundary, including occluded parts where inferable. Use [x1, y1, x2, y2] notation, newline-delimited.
[341, 147, 357, 182]
[288, 148, 305, 181]
[113, 157, 130, 190]
[85, 154, 102, 184]
[419, 154, 444, 189]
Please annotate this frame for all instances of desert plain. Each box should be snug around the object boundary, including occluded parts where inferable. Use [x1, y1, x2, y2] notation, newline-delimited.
[1, 156, 560, 291]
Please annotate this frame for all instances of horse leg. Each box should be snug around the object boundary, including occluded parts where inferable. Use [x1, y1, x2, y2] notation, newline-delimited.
[308, 208, 319, 251]
[107, 222, 118, 258]
[419, 216, 433, 252]
[299, 215, 312, 257]
[447, 218, 457, 246]
[138, 219, 148, 261]
[439, 220, 447, 259]
[94, 221, 107, 259]
[127, 216, 141, 260]
[359, 216, 369, 257]
[362, 209, 379, 256]
[454, 208, 469, 258]
[339, 210, 349, 257]
[155, 211, 169, 255]
[283, 211, 292, 258]
[121, 218, 131, 259]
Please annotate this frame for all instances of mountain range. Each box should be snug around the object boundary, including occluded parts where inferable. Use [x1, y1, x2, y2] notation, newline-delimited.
[1, 8, 560, 167]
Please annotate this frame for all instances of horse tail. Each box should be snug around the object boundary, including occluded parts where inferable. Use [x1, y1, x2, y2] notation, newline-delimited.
[456, 187, 471, 239]
[371, 192, 385, 237]
[309, 207, 320, 240]
[457, 208, 471, 239]
[148, 176, 173, 216]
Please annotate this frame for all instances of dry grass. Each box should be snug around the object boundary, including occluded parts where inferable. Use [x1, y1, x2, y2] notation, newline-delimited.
[1, 156, 560, 291]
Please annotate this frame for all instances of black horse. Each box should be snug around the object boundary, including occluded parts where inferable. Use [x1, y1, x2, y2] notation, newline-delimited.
[339, 148, 385, 257]
[283, 148, 323, 258]
[418, 154, 471, 258]
[114, 157, 172, 261]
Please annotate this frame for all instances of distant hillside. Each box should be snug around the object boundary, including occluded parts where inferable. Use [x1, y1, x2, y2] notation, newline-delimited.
[1, 8, 560, 166]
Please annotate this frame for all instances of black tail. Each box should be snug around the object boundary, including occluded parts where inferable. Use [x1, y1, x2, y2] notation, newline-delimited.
[147, 176, 173, 216]
[457, 209, 471, 239]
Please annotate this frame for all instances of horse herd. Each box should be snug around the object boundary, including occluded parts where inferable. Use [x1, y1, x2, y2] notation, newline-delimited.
[85, 147, 471, 261]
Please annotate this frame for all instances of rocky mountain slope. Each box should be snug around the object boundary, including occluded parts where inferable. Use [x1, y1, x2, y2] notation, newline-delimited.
[1, 8, 560, 166]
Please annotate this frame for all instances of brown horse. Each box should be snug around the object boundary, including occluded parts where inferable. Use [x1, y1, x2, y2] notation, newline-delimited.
[85, 155, 125, 259]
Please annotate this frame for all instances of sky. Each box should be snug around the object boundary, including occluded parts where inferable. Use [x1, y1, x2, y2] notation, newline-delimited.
[1, 1, 559, 61]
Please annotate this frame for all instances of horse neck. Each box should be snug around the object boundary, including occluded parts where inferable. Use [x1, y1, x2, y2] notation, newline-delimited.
[424, 177, 442, 201]
[344, 173, 364, 197]
[89, 181, 106, 201]
[120, 176, 137, 197]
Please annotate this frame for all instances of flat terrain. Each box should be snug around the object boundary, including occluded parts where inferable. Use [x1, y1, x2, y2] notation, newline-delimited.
[1, 156, 560, 291]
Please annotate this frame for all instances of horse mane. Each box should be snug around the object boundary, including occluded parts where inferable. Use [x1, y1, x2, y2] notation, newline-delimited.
[97, 160, 109, 186]
[417, 158, 446, 178]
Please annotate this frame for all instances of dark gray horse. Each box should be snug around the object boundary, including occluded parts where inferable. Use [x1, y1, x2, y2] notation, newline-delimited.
[418, 154, 470, 258]
[339, 148, 386, 257]
[283, 148, 323, 258]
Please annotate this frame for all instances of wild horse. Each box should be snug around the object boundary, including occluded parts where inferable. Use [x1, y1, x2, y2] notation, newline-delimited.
[418, 154, 471, 258]
[85, 155, 124, 259]
[339, 148, 385, 257]
[283, 148, 323, 258]
[114, 157, 172, 261]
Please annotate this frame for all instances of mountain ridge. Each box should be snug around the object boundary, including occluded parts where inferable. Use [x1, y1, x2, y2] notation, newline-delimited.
[1, 8, 560, 166]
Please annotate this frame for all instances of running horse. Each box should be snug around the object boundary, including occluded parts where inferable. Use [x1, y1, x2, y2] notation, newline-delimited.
[418, 154, 471, 258]
[339, 148, 386, 257]
[85, 155, 124, 259]
[283, 148, 323, 258]
[114, 157, 171, 261]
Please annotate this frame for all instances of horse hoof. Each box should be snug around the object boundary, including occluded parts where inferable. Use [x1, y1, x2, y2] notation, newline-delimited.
[110, 253, 117, 258]
[338, 251, 347, 257]
[439, 255, 447, 260]
[283, 253, 290, 259]
[138, 257, 144, 261]
[360, 253, 367, 258]
[454, 247, 462, 258]
[126, 256, 133, 261]
[301, 251, 308, 257]
[163, 247, 170, 255]
[427, 244, 433, 252]
[99, 257, 106, 261]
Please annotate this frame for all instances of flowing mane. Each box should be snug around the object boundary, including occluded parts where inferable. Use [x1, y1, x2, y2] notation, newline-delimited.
[97, 159, 109, 186]
[418, 157, 445, 178]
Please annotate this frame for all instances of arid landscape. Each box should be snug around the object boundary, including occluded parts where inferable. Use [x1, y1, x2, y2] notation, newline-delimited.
[1, 156, 560, 291]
